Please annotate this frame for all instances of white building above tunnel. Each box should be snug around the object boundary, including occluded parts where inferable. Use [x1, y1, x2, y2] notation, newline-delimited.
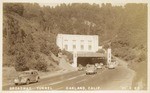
[56, 34, 106, 68]
[56, 34, 99, 52]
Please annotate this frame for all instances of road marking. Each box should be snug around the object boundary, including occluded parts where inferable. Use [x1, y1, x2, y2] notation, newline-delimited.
[49, 69, 106, 86]
[49, 81, 64, 86]
[49, 74, 85, 86]
[67, 77, 77, 80]
[68, 74, 85, 80]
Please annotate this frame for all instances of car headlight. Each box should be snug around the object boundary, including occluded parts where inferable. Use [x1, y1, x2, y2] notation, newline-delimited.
[14, 78, 18, 80]
[21, 78, 27, 82]
[14, 78, 19, 82]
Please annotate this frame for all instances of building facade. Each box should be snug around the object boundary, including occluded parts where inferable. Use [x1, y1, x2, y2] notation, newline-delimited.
[56, 34, 99, 53]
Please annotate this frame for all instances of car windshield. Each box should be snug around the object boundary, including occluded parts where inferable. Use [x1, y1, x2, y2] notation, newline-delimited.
[90, 65, 95, 67]
[24, 72, 31, 74]
[20, 72, 30, 75]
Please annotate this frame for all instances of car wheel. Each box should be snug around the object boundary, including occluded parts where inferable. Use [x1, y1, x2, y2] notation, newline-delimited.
[36, 77, 40, 82]
[26, 79, 30, 85]
[15, 83, 18, 85]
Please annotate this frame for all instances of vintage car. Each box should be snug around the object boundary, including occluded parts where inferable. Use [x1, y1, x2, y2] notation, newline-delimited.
[78, 64, 84, 71]
[14, 70, 40, 85]
[108, 64, 115, 69]
[86, 65, 97, 75]
[107, 62, 116, 69]
[78, 66, 84, 71]
[95, 63, 102, 69]
[100, 63, 104, 66]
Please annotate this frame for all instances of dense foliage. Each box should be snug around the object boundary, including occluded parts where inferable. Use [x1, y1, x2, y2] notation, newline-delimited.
[61, 49, 73, 62]
[3, 3, 147, 81]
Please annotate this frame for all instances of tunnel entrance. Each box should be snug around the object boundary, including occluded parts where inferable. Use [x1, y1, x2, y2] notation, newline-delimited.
[77, 57, 106, 67]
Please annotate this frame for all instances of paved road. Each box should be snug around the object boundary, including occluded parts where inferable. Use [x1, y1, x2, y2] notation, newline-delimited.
[3, 62, 135, 91]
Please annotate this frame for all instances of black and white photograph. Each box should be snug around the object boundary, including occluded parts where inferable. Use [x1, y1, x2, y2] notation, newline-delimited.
[1, 0, 149, 92]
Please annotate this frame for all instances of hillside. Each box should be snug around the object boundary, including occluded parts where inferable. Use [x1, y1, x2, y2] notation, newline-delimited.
[3, 3, 147, 86]
[3, 11, 60, 71]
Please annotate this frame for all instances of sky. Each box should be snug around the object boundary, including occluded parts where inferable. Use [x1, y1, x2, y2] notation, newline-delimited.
[2, 0, 148, 7]
[39, 3, 126, 7]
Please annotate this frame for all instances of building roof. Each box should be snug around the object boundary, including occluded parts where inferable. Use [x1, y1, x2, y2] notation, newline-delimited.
[57, 34, 98, 37]
[77, 52, 106, 57]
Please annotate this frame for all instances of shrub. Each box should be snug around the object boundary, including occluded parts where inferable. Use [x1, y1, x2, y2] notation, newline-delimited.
[61, 49, 73, 60]
[96, 49, 105, 53]
[3, 55, 15, 67]
[35, 57, 48, 71]
[103, 44, 110, 49]
[40, 43, 60, 56]
[15, 53, 29, 71]
[124, 53, 136, 61]
[49, 43, 60, 56]
[26, 57, 37, 70]
[40, 43, 50, 56]
[3, 3, 24, 16]
[136, 51, 147, 62]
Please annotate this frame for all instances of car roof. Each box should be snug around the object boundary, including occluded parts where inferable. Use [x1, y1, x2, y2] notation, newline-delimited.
[24, 70, 38, 73]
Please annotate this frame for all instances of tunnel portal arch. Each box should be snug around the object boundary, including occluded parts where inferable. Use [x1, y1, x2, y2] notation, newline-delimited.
[72, 50, 110, 68]
[77, 57, 106, 67]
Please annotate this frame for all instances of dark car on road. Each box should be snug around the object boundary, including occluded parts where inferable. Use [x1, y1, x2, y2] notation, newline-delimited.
[14, 70, 40, 85]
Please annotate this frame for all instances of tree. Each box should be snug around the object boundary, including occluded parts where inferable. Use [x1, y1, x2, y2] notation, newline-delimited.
[35, 57, 48, 71]
[15, 52, 29, 71]
[3, 3, 24, 16]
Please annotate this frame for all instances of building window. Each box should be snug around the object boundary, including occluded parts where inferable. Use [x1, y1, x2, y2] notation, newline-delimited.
[80, 40, 84, 44]
[88, 40, 92, 45]
[64, 45, 68, 50]
[73, 40, 76, 42]
[65, 40, 68, 42]
[73, 45, 76, 50]
[81, 40, 84, 42]
[73, 40, 76, 44]
[64, 40, 68, 42]
[88, 40, 92, 42]
[88, 45, 92, 50]
[81, 45, 84, 50]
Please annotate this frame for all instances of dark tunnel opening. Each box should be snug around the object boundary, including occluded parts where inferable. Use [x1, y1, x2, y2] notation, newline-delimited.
[77, 57, 106, 67]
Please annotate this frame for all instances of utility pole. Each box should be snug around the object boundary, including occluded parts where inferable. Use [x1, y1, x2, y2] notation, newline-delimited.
[72, 51, 77, 68]
[107, 47, 111, 65]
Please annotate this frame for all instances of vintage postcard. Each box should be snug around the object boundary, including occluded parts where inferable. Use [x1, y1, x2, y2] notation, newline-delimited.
[1, 0, 149, 93]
